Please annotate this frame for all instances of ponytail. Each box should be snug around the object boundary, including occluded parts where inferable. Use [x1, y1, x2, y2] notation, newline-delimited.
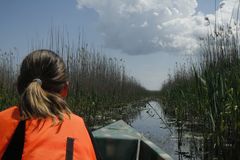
[20, 80, 71, 122]
[17, 49, 71, 123]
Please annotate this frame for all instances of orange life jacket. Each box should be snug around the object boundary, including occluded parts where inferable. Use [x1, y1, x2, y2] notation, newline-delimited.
[0, 106, 97, 160]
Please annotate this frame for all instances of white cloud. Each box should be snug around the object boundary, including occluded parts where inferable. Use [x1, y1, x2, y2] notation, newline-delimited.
[76, 0, 240, 55]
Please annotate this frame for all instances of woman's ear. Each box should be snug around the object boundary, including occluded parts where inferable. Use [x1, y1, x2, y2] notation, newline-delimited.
[60, 82, 69, 98]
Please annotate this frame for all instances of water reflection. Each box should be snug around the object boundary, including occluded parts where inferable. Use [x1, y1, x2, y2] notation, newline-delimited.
[129, 101, 203, 160]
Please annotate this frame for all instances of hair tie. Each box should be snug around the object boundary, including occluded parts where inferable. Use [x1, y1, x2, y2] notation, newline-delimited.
[33, 78, 42, 86]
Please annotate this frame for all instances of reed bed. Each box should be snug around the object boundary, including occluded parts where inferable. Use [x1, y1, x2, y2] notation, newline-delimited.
[0, 30, 147, 126]
[159, 26, 240, 159]
[0, 50, 19, 109]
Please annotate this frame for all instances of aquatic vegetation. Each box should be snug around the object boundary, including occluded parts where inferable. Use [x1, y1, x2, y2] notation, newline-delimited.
[159, 25, 240, 159]
[0, 50, 19, 109]
[0, 30, 147, 126]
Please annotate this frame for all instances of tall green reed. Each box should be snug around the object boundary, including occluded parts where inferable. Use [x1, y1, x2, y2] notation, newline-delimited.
[0, 50, 19, 109]
[159, 25, 240, 159]
[0, 29, 147, 126]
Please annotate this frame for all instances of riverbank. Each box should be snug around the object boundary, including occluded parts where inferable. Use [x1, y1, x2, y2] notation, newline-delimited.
[159, 26, 240, 159]
[90, 98, 150, 129]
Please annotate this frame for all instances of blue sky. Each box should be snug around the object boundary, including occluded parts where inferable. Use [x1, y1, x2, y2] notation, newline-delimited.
[0, 0, 230, 90]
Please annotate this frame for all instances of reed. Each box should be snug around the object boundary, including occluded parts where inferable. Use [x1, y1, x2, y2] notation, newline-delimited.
[159, 25, 240, 159]
[0, 50, 19, 109]
[0, 29, 147, 126]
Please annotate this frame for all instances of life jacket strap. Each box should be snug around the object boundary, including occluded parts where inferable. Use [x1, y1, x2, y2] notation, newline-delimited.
[65, 137, 74, 160]
[2, 120, 25, 160]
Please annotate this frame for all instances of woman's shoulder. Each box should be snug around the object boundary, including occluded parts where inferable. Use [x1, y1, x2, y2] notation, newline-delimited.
[0, 106, 20, 121]
[68, 113, 85, 124]
[62, 113, 90, 137]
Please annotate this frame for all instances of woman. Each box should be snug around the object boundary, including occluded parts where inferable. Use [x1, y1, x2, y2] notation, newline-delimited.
[0, 49, 98, 160]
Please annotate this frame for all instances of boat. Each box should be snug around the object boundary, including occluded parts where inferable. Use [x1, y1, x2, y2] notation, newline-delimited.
[93, 120, 173, 160]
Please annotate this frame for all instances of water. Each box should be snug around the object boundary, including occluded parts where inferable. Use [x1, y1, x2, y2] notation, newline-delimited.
[129, 101, 203, 160]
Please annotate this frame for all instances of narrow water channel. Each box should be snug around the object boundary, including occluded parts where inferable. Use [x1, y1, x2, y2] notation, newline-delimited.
[129, 101, 202, 160]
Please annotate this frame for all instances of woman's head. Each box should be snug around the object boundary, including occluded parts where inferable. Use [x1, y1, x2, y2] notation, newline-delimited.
[17, 49, 71, 121]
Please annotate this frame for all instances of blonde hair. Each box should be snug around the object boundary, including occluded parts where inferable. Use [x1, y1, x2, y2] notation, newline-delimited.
[17, 49, 71, 122]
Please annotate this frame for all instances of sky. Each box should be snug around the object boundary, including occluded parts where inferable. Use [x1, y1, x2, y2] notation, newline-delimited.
[0, 0, 237, 90]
